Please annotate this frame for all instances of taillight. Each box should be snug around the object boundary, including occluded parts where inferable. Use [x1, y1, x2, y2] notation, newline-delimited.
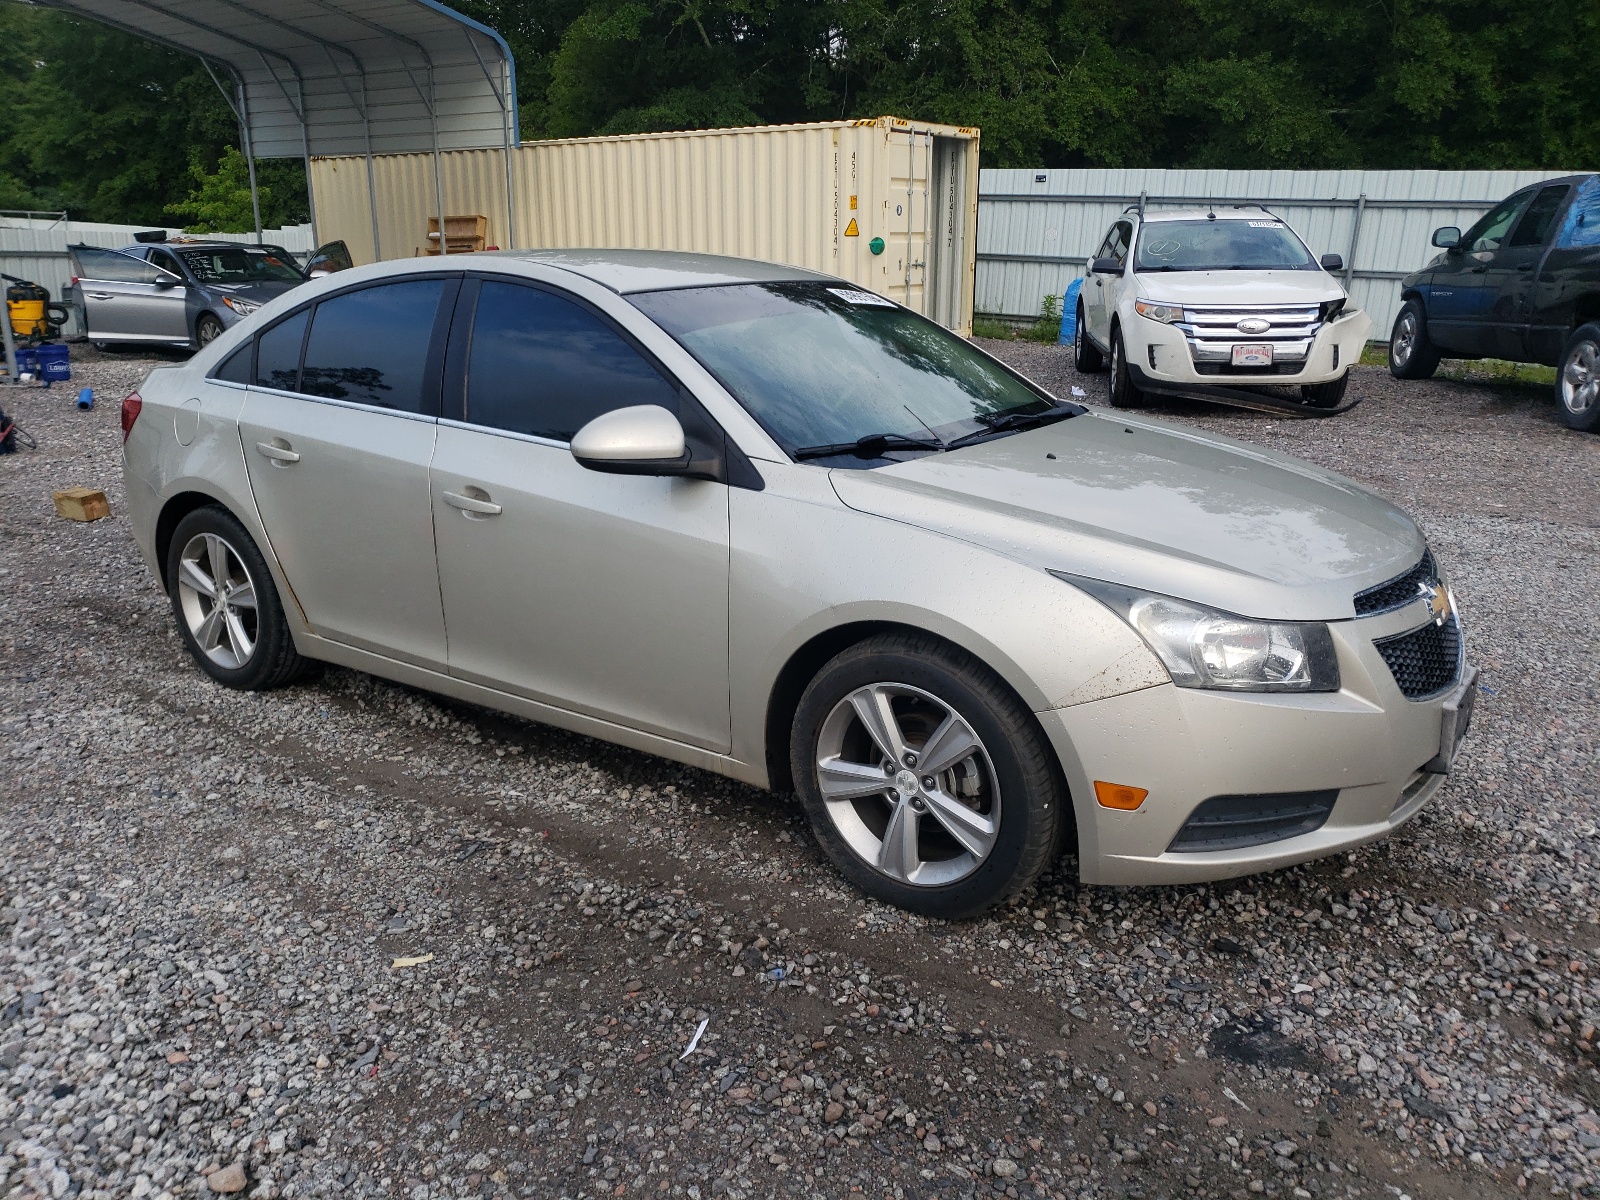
[120, 392, 142, 442]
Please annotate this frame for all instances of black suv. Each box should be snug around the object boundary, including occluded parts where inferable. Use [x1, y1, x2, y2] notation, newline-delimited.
[1389, 174, 1600, 431]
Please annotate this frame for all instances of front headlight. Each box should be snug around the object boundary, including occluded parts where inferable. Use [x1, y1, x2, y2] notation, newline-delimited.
[1052, 573, 1340, 692]
[1134, 299, 1185, 324]
[222, 296, 260, 316]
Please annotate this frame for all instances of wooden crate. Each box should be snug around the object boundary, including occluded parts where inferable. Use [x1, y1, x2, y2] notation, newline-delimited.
[424, 214, 488, 256]
[54, 487, 110, 522]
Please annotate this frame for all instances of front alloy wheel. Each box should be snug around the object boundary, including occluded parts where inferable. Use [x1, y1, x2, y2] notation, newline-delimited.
[791, 632, 1064, 918]
[815, 682, 1000, 887]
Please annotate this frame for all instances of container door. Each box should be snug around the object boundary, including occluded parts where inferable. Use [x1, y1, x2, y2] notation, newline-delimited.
[68, 245, 188, 343]
[885, 129, 933, 317]
[926, 137, 970, 331]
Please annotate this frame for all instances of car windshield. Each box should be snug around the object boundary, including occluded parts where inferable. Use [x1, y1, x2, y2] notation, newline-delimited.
[1134, 219, 1316, 272]
[627, 282, 1063, 464]
[178, 245, 305, 284]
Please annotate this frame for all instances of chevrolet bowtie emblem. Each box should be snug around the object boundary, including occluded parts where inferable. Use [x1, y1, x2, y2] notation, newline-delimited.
[1421, 580, 1452, 625]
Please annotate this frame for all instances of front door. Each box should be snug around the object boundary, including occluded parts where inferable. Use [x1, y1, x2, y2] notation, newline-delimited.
[238, 277, 458, 668]
[1426, 190, 1534, 354]
[1084, 221, 1130, 345]
[430, 277, 732, 751]
[68, 246, 189, 342]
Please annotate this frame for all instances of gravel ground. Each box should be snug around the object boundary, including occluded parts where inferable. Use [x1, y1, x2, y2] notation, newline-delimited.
[0, 344, 1596, 1200]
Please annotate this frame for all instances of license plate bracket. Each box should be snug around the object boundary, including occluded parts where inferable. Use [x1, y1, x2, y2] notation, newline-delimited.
[1423, 666, 1477, 774]
[1231, 343, 1274, 367]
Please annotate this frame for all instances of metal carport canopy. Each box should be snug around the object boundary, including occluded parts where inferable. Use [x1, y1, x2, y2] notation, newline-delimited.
[31, 0, 520, 254]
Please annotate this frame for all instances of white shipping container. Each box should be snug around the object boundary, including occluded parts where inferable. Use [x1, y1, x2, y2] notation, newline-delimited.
[308, 116, 981, 333]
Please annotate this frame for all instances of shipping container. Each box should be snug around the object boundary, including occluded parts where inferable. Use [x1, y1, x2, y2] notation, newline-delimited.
[307, 116, 981, 333]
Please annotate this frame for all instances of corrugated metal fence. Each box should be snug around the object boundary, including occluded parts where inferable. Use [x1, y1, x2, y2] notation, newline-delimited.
[976, 169, 1573, 339]
[0, 215, 314, 337]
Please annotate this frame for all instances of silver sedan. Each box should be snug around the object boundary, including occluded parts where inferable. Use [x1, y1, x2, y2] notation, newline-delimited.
[120, 250, 1475, 917]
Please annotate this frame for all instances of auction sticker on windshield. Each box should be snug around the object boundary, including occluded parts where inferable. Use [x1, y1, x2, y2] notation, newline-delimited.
[827, 288, 896, 307]
[1232, 343, 1273, 366]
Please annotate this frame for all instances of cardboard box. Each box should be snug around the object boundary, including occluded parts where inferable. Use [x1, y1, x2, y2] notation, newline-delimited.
[53, 487, 110, 522]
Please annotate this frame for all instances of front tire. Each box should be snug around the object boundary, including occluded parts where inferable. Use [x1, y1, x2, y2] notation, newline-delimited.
[1108, 326, 1143, 408]
[790, 632, 1064, 919]
[1556, 322, 1600, 432]
[1301, 373, 1350, 408]
[166, 506, 308, 690]
[195, 314, 225, 349]
[1389, 299, 1440, 380]
[1073, 302, 1104, 372]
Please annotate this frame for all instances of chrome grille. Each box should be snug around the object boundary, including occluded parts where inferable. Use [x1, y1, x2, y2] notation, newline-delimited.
[1354, 551, 1436, 616]
[1177, 305, 1323, 365]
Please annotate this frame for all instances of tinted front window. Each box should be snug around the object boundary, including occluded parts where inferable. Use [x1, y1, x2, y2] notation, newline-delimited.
[1508, 185, 1570, 247]
[180, 246, 304, 284]
[465, 280, 679, 441]
[1466, 192, 1533, 252]
[1134, 219, 1315, 271]
[301, 281, 446, 413]
[629, 283, 1053, 456]
[255, 309, 308, 391]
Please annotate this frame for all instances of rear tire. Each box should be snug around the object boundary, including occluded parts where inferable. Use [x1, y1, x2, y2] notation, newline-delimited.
[166, 505, 308, 690]
[1073, 302, 1104, 372]
[1389, 299, 1441, 380]
[790, 632, 1065, 919]
[1556, 322, 1600, 432]
[1301, 373, 1350, 408]
[1108, 326, 1143, 408]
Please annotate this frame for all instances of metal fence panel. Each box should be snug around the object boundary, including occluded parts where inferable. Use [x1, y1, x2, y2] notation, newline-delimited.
[0, 216, 315, 338]
[977, 168, 1572, 339]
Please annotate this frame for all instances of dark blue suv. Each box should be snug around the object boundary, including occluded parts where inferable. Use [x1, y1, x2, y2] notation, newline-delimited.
[1389, 174, 1600, 431]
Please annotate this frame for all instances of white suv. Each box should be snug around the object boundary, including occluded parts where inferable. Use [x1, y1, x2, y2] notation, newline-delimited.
[1073, 207, 1372, 409]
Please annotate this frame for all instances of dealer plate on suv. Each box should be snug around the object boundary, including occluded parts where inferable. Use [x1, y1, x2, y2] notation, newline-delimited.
[1231, 343, 1274, 367]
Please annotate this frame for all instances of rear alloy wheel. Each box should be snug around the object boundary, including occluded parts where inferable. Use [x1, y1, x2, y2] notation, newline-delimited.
[792, 633, 1064, 918]
[1389, 299, 1441, 380]
[1556, 322, 1600, 432]
[1301, 373, 1350, 408]
[195, 314, 225, 349]
[167, 505, 308, 690]
[1108, 326, 1143, 408]
[1073, 302, 1104, 372]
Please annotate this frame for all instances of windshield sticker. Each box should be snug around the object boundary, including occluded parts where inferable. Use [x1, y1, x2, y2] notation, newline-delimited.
[827, 287, 896, 307]
[1248, 221, 1285, 228]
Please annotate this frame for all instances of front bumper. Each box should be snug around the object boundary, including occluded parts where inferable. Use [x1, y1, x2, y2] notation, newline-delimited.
[1131, 308, 1372, 388]
[1043, 600, 1470, 885]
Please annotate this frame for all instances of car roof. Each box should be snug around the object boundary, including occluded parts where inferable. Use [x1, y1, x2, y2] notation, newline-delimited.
[472, 248, 835, 294]
[121, 240, 292, 254]
[1136, 207, 1290, 224]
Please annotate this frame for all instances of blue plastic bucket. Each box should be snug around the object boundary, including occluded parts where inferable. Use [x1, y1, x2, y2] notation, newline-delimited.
[11, 347, 39, 377]
[37, 343, 70, 382]
[1058, 278, 1084, 345]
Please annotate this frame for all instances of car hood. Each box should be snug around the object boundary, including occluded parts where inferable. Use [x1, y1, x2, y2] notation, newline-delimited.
[210, 280, 304, 303]
[1127, 269, 1346, 307]
[828, 412, 1424, 621]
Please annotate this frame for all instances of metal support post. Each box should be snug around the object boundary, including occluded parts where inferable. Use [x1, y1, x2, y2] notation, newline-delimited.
[2, 298, 18, 386]
[1344, 194, 1366, 288]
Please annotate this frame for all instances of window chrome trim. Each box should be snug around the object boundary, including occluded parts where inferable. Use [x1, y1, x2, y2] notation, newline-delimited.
[438, 417, 569, 449]
[242, 384, 439, 423]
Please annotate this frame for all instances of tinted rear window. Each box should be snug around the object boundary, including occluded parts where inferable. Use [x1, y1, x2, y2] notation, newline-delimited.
[301, 281, 446, 414]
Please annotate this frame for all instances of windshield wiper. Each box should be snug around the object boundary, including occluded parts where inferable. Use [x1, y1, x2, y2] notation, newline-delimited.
[945, 403, 1082, 449]
[791, 433, 945, 461]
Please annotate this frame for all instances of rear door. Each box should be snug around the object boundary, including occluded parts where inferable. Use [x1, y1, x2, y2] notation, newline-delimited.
[238, 276, 459, 668]
[68, 245, 189, 342]
[1492, 182, 1571, 360]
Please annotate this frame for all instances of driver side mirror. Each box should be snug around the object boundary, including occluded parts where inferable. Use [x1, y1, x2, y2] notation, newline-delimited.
[571, 405, 691, 476]
[1090, 256, 1122, 274]
[1432, 226, 1461, 250]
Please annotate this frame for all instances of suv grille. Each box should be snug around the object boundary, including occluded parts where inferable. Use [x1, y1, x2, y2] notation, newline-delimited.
[1373, 616, 1462, 699]
[1354, 551, 1435, 616]
[1179, 305, 1323, 365]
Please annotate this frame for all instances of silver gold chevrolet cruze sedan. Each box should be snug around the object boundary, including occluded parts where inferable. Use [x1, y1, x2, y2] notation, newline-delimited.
[121, 250, 1475, 918]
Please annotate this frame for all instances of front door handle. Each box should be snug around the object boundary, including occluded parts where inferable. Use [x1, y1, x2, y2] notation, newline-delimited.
[442, 489, 502, 516]
[1515, 262, 1533, 272]
[1470, 265, 1486, 274]
[255, 441, 300, 463]
[88, 292, 114, 300]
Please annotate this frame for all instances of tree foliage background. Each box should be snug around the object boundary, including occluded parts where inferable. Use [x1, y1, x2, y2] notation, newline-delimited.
[2, 0, 1595, 229]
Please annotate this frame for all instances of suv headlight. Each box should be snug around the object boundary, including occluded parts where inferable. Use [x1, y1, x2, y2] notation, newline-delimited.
[1134, 299, 1184, 324]
[1053, 573, 1340, 692]
[222, 296, 260, 316]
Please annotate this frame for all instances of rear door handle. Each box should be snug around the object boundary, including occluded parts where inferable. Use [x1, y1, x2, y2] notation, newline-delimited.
[441, 490, 502, 516]
[255, 441, 300, 463]
[1515, 263, 1533, 272]
[88, 292, 114, 300]
[1470, 266, 1486, 274]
